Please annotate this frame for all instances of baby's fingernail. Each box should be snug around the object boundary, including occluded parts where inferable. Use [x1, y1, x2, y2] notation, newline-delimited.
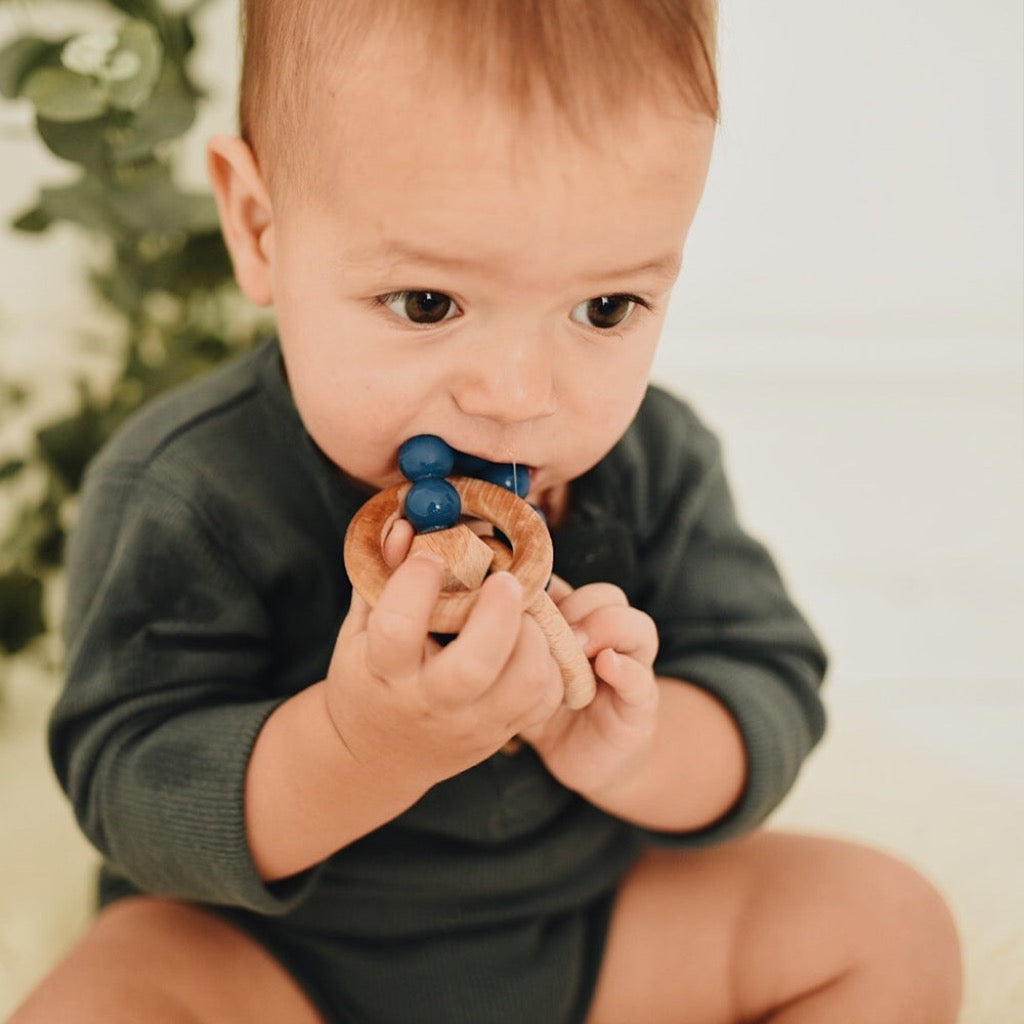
[412, 550, 444, 568]
[573, 628, 588, 649]
[490, 571, 522, 596]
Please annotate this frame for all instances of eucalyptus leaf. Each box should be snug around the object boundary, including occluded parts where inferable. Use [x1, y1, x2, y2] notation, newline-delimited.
[37, 114, 111, 172]
[111, 165, 220, 233]
[7, 490, 67, 569]
[0, 567, 46, 655]
[0, 382, 29, 409]
[36, 399, 109, 491]
[182, 193, 220, 233]
[0, 459, 26, 483]
[91, 261, 145, 316]
[0, 36, 61, 100]
[107, 64, 196, 161]
[11, 204, 53, 233]
[61, 30, 120, 77]
[23, 66, 108, 123]
[107, 0, 167, 29]
[38, 176, 113, 234]
[35, 517, 66, 568]
[108, 20, 163, 112]
[160, 12, 196, 63]
[0, 0, 263, 659]
[138, 230, 233, 296]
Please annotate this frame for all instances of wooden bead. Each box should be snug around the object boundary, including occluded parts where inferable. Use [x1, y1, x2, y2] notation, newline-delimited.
[410, 524, 495, 591]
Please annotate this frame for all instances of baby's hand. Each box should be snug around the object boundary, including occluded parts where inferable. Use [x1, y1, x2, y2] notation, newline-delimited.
[325, 542, 564, 789]
[519, 578, 660, 798]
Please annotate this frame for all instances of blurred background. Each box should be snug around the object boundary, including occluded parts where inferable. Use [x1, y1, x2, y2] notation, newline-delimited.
[1, 0, 1021, 1020]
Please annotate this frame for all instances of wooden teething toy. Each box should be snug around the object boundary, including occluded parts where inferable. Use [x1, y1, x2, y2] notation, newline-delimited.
[343, 437, 596, 710]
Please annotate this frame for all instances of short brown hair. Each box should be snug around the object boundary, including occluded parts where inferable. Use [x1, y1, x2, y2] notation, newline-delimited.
[240, 0, 718, 192]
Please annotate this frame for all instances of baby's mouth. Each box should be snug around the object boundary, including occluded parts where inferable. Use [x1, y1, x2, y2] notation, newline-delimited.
[397, 434, 535, 495]
[448, 446, 535, 496]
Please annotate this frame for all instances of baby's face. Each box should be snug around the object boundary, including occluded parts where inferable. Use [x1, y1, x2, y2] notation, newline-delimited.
[239, 47, 713, 500]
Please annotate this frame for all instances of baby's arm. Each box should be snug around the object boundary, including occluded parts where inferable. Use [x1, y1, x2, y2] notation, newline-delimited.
[245, 550, 563, 881]
[521, 579, 747, 832]
[526, 388, 827, 843]
[53, 460, 562, 907]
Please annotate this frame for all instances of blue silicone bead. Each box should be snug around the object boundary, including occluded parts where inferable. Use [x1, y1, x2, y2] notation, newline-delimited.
[452, 450, 491, 477]
[479, 462, 530, 498]
[404, 478, 461, 533]
[399, 435, 456, 482]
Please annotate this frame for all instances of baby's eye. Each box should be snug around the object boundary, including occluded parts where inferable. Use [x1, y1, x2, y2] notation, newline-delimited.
[570, 294, 644, 330]
[379, 291, 460, 325]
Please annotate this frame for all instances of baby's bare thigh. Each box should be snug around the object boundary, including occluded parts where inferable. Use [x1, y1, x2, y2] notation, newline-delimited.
[8, 896, 324, 1024]
[585, 830, 960, 1024]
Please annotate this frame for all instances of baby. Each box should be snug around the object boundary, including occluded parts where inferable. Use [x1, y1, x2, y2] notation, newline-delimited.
[11, 2, 961, 1022]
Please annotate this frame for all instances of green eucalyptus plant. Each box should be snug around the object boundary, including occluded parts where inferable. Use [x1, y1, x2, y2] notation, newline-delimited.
[0, 0, 265, 659]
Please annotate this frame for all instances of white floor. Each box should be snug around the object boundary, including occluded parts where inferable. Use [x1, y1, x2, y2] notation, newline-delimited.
[660, 356, 1024, 1024]
[1, 353, 1022, 1022]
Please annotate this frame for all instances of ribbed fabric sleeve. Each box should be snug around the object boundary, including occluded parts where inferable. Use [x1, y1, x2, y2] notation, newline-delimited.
[613, 386, 828, 843]
[52, 419, 323, 913]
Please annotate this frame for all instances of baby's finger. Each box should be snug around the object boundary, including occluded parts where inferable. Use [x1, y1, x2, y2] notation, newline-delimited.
[496, 617, 565, 731]
[546, 573, 574, 604]
[433, 571, 524, 700]
[555, 583, 629, 628]
[382, 516, 414, 568]
[594, 648, 659, 713]
[365, 551, 444, 679]
[576, 605, 659, 667]
[338, 588, 372, 641]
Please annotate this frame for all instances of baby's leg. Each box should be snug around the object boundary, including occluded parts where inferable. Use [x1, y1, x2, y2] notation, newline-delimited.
[586, 831, 961, 1024]
[8, 896, 324, 1024]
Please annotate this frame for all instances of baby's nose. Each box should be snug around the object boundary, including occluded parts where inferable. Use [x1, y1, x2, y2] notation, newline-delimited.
[452, 333, 556, 424]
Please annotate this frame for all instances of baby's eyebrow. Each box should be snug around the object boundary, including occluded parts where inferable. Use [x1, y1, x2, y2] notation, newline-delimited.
[362, 241, 681, 285]
[596, 252, 682, 283]
[375, 243, 481, 273]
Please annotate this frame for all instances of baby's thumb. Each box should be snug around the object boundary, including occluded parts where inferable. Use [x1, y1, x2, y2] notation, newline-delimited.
[547, 572, 574, 604]
[383, 516, 414, 569]
[338, 587, 372, 640]
[339, 518, 413, 642]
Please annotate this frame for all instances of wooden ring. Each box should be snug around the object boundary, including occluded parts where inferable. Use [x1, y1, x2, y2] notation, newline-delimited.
[344, 477, 553, 633]
[344, 476, 596, 709]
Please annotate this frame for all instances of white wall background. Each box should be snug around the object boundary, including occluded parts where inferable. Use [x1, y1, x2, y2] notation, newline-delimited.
[1, 2, 1022, 1019]
[676, 0, 1022, 368]
[1, 0, 1021, 374]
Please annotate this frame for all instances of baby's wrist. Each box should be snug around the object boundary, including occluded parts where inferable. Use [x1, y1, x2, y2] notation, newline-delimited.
[575, 735, 656, 808]
[318, 680, 440, 797]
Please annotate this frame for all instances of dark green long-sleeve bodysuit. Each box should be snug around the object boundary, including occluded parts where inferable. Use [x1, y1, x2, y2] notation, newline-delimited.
[50, 337, 827, 1024]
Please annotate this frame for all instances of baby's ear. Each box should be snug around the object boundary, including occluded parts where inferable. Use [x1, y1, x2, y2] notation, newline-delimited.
[207, 135, 275, 306]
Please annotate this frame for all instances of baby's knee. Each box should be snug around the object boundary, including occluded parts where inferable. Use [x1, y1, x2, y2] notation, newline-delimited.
[843, 844, 962, 1022]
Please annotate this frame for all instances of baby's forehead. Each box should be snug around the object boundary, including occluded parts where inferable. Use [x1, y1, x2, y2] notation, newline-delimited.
[274, 84, 707, 309]
[242, 0, 718, 195]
